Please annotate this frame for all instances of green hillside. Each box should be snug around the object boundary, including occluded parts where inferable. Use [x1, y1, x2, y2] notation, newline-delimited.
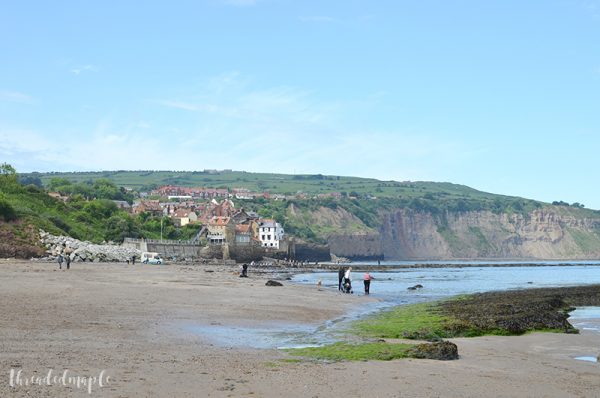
[1, 165, 200, 254]
[23, 169, 600, 215]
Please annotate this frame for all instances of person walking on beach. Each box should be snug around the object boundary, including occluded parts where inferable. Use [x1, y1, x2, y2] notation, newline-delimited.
[338, 266, 345, 291]
[57, 253, 64, 269]
[64, 246, 72, 270]
[344, 267, 352, 293]
[363, 272, 374, 295]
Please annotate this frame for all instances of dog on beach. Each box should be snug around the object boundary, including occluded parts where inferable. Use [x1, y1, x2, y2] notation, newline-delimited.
[316, 279, 322, 290]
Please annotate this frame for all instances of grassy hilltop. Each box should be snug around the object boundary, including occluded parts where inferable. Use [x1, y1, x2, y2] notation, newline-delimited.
[26, 169, 520, 201]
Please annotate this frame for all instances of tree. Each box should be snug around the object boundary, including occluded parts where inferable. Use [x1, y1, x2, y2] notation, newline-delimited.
[18, 175, 43, 187]
[93, 179, 120, 199]
[0, 163, 19, 193]
[105, 214, 140, 242]
[0, 163, 16, 175]
[48, 177, 73, 191]
[83, 200, 118, 219]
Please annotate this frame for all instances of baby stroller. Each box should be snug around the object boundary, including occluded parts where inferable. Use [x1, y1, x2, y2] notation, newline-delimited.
[342, 280, 352, 294]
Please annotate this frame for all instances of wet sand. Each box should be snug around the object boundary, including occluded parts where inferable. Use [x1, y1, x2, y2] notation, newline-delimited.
[1, 260, 600, 397]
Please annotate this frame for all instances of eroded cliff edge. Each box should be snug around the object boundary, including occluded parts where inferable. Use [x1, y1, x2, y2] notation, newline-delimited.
[327, 207, 600, 260]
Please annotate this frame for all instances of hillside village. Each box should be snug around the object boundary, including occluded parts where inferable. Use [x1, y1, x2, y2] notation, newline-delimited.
[130, 185, 292, 252]
[37, 177, 357, 261]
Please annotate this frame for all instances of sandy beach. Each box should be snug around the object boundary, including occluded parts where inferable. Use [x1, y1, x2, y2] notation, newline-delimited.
[1, 260, 600, 397]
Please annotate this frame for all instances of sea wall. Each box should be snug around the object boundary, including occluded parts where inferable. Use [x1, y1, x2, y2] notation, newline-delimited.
[123, 238, 201, 260]
[146, 242, 200, 259]
[328, 233, 383, 260]
[293, 243, 331, 262]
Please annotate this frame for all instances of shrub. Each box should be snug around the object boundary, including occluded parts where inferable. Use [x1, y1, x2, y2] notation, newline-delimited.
[0, 196, 17, 221]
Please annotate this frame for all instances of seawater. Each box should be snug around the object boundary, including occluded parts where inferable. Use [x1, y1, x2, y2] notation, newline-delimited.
[292, 263, 600, 305]
[190, 263, 600, 349]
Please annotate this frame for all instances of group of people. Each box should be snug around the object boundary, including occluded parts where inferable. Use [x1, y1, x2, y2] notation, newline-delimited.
[56, 253, 71, 269]
[56, 243, 72, 270]
[337, 266, 374, 295]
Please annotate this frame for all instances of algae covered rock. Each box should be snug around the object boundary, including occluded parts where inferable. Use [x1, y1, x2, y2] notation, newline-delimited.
[409, 340, 459, 360]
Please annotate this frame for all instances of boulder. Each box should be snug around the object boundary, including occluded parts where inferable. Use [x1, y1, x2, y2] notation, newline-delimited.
[409, 341, 459, 360]
[265, 280, 283, 287]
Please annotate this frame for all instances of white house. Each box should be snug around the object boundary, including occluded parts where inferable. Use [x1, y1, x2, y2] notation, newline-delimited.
[258, 219, 285, 249]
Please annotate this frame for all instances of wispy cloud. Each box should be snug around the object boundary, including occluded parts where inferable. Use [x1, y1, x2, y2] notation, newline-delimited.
[0, 73, 464, 180]
[0, 90, 33, 104]
[156, 84, 335, 125]
[70, 64, 98, 75]
[0, 127, 59, 172]
[148, 73, 463, 179]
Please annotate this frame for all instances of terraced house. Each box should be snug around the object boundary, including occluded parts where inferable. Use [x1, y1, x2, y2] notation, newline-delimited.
[207, 216, 234, 245]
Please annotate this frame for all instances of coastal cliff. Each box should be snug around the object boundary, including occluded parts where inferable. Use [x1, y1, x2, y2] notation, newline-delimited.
[324, 207, 600, 260]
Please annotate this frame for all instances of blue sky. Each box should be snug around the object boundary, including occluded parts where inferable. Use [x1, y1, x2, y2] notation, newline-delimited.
[1, 0, 600, 208]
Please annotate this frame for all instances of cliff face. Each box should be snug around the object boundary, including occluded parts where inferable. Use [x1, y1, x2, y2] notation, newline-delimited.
[326, 207, 600, 260]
